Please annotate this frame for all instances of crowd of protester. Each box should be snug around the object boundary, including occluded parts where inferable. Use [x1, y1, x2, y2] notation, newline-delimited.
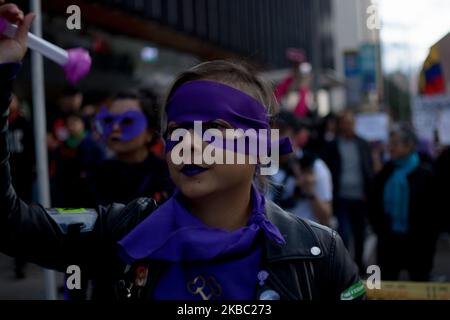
[270, 108, 449, 281]
[8, 74, 450, 284]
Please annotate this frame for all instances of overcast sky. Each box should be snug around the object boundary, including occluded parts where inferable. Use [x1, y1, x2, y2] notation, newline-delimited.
[377, 0, 450, 73]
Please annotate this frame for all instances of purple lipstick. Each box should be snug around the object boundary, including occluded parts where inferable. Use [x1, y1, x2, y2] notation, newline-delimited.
[181, 164, 209, 177]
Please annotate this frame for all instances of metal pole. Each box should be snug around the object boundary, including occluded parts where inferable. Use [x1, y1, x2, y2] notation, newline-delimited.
[30, 0, 57, 300]
[311, 0, 322, 104]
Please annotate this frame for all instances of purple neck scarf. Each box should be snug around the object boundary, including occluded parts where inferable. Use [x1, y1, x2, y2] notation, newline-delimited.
[117, 185, 285, 300]
[117, 184, 285, 264]
[153, 246, 263, 300]
[164, 80, 293, 156]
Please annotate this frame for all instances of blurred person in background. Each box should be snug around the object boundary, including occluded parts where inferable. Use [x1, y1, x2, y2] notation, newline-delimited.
[288, 151, 333, 226]
[52, 112, 106, 207]
[322, 110, 374, 273]
[47, 85, 84, 151]
[7, 93, 34, 203]
[416, 136, 435, 167]
[51, 111, 106, 300]
[305, 113, 336, 156]
[322, 113, 338, 143]
[368, 124, 438, 281]
[370, 141, 386, 174]
[274, 49, 313, 118]
[270, 112, 333, 226]
[7, 93, 34, 279]
[313, 113, 337, 153]
[80, 90, 112, 134]
[434, 145, 450, 233]
[94, 89, 172, 206]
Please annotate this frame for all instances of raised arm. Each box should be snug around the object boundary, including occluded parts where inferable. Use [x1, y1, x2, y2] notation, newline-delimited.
[0, 4, 88, 270]
[0, 3, 157, 275]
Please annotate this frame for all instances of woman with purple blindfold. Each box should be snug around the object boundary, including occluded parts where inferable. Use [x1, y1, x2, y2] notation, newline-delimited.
[116, 61, 363, 301]
[0, 15, 364, 301]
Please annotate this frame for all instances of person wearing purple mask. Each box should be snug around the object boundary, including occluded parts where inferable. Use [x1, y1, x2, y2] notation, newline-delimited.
[93, 90, 172, 206]
[0, 3, 364, 300]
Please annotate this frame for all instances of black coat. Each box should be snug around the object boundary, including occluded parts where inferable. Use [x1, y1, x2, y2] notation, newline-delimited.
[322, 137, 374, 202]
[435, 147, 450, 232]
[94, 154, 172, 206]
[7, 112, 34, 202]
[368, 161, 439, 276]
[368, 161, 438, 238]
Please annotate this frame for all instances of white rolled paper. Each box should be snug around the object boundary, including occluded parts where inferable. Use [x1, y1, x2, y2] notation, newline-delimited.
[1, 20, 68, 66]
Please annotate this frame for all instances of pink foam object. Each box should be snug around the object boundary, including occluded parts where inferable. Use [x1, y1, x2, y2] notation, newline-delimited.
[63, 48, 92, 84]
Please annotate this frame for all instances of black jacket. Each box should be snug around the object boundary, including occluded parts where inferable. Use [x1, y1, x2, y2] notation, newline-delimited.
[0, 63, 363, 300]
[368, 161, 438, 237]
[322, 136, 374, 201]
[367, 161, 439, 275]
[435, 147, 450, 232]
[7, 110, 34, 202]
[94, 154, 172, 206]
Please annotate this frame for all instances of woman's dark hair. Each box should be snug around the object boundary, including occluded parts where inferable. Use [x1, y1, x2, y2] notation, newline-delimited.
[298, 151, 317, 171]
[320, 112, 337, 133]
[65, 111, 84, 122]
[162, 60, 278, 134]
[390, 123, 417, 148]
[61, 85, 82, 97]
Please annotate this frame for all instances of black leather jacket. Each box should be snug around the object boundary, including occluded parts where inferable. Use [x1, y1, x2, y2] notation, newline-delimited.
[0, 63, 363, 300]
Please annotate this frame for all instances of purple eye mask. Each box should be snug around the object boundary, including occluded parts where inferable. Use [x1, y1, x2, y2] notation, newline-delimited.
[95, 107, 148, 142]
[165, 80, 292, 156]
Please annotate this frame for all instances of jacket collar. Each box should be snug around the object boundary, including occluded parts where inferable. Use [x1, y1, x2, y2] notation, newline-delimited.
[263, 200, 324, 262]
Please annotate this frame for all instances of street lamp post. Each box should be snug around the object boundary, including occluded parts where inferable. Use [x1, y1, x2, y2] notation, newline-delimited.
[30, 0, 57, 300]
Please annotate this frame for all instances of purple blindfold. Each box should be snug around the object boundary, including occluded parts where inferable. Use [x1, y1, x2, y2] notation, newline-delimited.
[95, 107, 148, 142]
[165, 80, 293, 156]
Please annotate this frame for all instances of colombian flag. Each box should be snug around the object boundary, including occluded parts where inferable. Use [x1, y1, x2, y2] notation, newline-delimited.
[419, 45, 445, 95]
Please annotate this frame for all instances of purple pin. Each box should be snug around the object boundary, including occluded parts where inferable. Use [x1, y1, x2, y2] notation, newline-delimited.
[257, 270, 269, 286]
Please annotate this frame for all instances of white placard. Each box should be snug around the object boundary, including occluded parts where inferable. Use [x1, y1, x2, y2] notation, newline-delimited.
[355, 113, 389, 142]
[438, 109, 450, 145]
[412, 95, 450, 143]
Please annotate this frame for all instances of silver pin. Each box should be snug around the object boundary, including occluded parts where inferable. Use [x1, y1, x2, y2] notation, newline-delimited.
[310, 246, 321, 256]
[259, 289, 280, 300]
